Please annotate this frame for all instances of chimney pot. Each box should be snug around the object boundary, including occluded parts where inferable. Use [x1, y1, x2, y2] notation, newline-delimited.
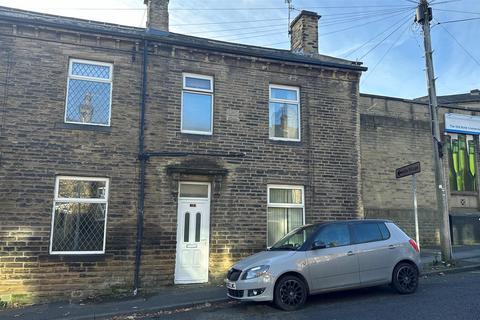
[290, 10, 320, 54]
[144, 0, 169, 31]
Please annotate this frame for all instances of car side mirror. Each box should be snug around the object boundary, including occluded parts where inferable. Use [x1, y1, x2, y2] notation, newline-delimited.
[312, 240, 327, 250]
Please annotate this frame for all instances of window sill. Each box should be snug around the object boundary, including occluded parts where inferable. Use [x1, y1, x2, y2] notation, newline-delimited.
[450, 191, 478, 196]
[55, 122, 112, 133]
[268, 138, 302, 146]
[177, 132, 214, 140]
[45, 254, 107, 262]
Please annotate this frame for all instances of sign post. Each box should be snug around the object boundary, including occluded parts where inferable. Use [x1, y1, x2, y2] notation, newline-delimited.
[412, 174, 420, 249]
[396, 162, 421, 248]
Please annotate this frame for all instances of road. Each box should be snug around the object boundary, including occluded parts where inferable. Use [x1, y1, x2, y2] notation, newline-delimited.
[141, 271, 480, 320]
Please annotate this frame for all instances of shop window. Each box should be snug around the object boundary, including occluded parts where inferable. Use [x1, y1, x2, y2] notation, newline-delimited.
[447, 134, 477, 192]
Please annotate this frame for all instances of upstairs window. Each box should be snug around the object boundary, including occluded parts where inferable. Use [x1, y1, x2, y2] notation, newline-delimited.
[50, 176, 109, 254]
[447, 134, 477, 192]
[65, 59, 113, 126]
[269, 85, 300, 141]
[181, 73, 214, 135]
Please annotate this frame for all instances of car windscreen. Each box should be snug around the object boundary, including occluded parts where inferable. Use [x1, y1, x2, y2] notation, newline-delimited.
[269, 225, 318, 250]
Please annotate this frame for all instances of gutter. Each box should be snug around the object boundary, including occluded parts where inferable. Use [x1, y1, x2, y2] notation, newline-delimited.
[133, 39, 148, 295]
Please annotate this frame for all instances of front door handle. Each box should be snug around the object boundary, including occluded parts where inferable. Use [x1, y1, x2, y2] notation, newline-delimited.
[347, 251, 355, 256]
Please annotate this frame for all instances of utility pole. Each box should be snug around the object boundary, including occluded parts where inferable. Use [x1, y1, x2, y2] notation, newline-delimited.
[416, 0, 453, 261]
[285, 0, 294, 37]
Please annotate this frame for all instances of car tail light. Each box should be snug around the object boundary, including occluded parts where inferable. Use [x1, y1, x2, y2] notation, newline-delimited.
[409, 239, 420, 252]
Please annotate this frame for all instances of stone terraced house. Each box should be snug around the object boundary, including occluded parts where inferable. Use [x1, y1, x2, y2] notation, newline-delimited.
[0, 0, 367, 305]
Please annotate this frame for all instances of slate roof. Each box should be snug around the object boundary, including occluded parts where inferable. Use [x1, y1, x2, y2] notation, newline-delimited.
[0, 6, 367, 72]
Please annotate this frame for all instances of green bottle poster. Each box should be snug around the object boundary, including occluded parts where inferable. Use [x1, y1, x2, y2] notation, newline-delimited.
[468, 139, 477, 191]
[449, 134, 477, 192]
[452, 138, 461, 191]
[458, 135, 467, 191]
[447, 135, 457, 191]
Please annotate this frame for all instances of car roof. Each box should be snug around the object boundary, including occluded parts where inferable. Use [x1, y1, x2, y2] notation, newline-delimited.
[310, 219, 392, 227]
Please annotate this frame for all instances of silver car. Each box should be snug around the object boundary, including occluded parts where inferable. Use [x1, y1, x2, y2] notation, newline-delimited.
[225, 219, 421, 310]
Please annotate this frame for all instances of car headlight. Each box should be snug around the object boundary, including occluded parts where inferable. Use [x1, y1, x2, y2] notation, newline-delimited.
[242, 265, 270, 280]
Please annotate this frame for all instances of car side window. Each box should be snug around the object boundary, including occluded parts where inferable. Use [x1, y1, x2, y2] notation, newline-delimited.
[313, 224, 350, 248]
[352, 223, 384, 244]
[378, 222, 391, 240]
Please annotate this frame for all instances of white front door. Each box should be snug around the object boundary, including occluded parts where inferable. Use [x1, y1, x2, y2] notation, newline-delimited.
[174, 182, 211, 284]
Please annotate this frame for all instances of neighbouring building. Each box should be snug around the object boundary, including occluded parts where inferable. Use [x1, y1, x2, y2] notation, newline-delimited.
[360, 92, 480, 247]
[0, 1, 366, 305]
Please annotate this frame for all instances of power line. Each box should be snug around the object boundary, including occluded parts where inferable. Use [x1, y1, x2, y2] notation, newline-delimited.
[188, 9, 406, 36]
[436, 21, 480, 68]
[361, 20, 412, 84]
[435, 17, 480, 24]
[343, 11, 414, 59]
[188, 24, 287, 35]
[215, 9, 413, 45]
[434, 8, 480, 15]
[359, 14, 413, 60]
[319, 7, 413, 27]
[320, 9, 412, 37]
[24, 4, 414, 12]
[174, 8, 413, 32]
[170, 17, 288, 27]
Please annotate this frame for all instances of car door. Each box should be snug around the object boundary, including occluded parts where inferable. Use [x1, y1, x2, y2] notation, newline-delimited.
[305, 223, 360, 292]
[351, 222, 396, 284]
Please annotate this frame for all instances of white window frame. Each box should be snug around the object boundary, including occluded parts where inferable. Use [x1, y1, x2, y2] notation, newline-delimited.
[49, 176, 110, 255]
[269, 84, 301, 142]
[64, 58, 114, 127]
[267, 185, 305, 246]
[178, 181, 211, 200]
[181, 73, 214, 135]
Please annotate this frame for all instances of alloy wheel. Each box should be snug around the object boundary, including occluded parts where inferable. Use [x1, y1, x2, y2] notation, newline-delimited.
[279, 279, 304, 306]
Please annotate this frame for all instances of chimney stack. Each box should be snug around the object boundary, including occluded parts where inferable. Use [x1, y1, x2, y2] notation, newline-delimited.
[290, 10, 321, 55]
[144, 0, 169, 31]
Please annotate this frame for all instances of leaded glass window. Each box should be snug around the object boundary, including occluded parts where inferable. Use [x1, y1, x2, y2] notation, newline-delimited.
[267, 185, 304, 246]
[447, 134, 477, 192]
[269, 85, 300, 141]
[50, 176, 109, 254]
[65, 59, 113, 126]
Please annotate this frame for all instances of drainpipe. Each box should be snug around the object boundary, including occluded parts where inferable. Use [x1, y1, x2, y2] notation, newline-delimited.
[134, 39, 148, 295]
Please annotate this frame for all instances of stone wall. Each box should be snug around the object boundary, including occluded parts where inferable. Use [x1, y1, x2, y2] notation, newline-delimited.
[0, 15, 363, 304]
[0, 22, 141, 304]
[360, 93, 480, 247]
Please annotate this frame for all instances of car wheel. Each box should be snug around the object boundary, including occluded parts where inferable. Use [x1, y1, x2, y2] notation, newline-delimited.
[274, 275, 308, 311]
[392, 262, 419, 294]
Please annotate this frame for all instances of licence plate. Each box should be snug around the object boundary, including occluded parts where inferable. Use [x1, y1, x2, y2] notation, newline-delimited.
[226, 281, 236, 289]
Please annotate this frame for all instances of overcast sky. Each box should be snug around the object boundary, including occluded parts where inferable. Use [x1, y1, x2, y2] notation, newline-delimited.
[0, 0, 479, 99]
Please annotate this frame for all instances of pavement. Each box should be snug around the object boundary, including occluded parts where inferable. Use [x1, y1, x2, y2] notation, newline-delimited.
[1, 245, 480, 320]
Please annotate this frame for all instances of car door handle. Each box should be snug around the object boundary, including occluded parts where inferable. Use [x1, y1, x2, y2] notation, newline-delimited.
[347, 251, 355, 256]
[388, 245, 396, 250]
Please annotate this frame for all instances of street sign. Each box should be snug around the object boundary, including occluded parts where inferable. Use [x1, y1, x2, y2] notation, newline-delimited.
[395, 162, 421, 179]
[395, 161, 422, 249]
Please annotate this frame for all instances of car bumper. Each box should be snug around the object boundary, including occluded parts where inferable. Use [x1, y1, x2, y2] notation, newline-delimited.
[225, 274, 275, 302]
